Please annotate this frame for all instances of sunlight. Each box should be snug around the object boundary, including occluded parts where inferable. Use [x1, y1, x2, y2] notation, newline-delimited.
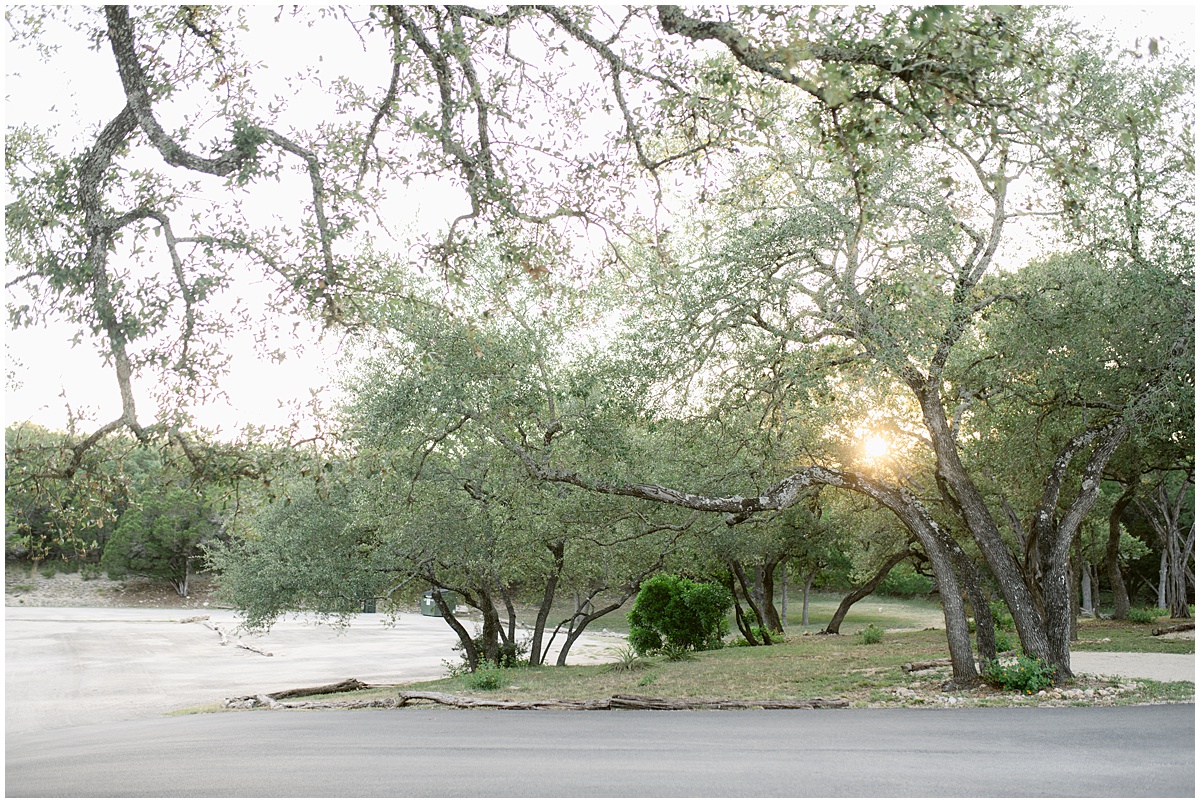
[862, 434, 890, 461]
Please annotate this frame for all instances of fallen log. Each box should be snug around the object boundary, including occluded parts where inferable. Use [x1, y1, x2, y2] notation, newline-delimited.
[1153, 622, 1195, 636]
[268, 679, 372, 700]
[223, 688, 849, 711]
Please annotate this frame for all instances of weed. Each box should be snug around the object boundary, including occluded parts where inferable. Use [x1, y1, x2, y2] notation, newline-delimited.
[637, 672, 658, 687]
[609, 646, 650, 673]
[464, 660, 506, 692]
[857, 623, 884, 644]
[662, 643, 693, 662]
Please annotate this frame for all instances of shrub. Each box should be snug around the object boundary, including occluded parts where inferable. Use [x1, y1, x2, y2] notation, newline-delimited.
[1128, 607, 1164, 624]
[627, 574, 733, 656]
[857, 623, 884, 644]
[982, 654, 1056, 694]
[463, 660, 506, 691]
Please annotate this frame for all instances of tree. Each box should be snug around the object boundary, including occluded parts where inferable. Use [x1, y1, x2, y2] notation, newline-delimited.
[1134, 470, 1195, 618]
[10, 7, 1192, 688]
[103, 481, 222, 596]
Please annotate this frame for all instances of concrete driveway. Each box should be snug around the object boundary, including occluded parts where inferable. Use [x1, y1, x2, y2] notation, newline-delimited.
[5, 606, 625, 735]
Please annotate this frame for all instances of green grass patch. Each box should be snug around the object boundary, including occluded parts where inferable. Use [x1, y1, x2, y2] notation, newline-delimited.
[786, 593, 945, 632]
[1072, 618, 1195, 654]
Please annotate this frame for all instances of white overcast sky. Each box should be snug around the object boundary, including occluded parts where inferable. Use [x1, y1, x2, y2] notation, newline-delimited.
[4, 4, 1196, 438]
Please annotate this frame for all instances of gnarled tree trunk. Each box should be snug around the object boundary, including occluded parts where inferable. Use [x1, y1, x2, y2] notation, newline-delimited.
[822, 548, 914, 635]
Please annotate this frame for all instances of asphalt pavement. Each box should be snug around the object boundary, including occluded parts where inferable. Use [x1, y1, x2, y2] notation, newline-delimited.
[7, 706, 1195, 797]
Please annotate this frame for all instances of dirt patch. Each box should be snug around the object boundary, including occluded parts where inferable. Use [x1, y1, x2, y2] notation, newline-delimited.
[5, 567, 220, 609]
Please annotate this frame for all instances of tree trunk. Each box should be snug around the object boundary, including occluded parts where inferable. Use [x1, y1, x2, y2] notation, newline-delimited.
[1032, 420, 1129, 678]
[1139, 475, 1194, 619]
[499, 585, 517, 645]
[1081, 559, 1093, 614]
[1069, 541, 1080, 640]
[476, 590, 503, 664]
[528, 541, 565, 667]
[1158, 551, 1168, 610]
[915, 388, 1052, 670]
[801, 568, 816, 627]
[757, 559, 784, 632]
[822, 549, 913, 635]
[1106, 484, 1136, 619]
[731, 561, 772, 644]
[779, 564, 788, 632]
[432, 588, 478, 670]
[725, 573, 758, 645]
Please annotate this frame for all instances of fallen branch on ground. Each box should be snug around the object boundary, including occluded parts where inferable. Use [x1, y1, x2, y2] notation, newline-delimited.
[185, 616, 273, 655]
[267, 679, 372, 699]
[223, 686, 849, 711]
[1152, 622, 1195, 636]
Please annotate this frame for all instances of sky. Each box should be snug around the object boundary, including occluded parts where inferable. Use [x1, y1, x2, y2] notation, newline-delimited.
[4, 4, 1196, 439]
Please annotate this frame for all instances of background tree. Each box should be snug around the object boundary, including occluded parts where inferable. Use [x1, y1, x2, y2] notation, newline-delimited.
[102, 477, 225, 597]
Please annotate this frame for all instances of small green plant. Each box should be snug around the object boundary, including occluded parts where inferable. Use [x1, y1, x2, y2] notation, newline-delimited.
[982, 654, 1056, 694]
[857, 623, 884, 644]
[10, 583, 34, 593]
[80, 563, 103, 581]
[463, 660, 506, 691]
[609, 646, 649, 673]
[661, 643, 693, 662]
[637, 672, 658, 687]
[992, 630, 1016, 653]
[39, 563, 59, 579]
[1128, 607, 1164, 624]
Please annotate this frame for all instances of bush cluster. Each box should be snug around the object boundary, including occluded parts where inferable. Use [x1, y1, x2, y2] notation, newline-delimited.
[1127, 607, 1168, 624]
[627, 574, 732, 656]
[982, 654, 1056, 694]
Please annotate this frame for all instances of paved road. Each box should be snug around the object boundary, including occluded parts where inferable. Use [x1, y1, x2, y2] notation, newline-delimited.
[7, 706, 1194, 797]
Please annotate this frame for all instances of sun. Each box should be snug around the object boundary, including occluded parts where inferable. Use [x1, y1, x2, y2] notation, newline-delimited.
[862, 434, 890, 460]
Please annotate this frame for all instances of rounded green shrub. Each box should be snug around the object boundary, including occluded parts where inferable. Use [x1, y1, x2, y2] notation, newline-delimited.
[627, 574, 733, 656]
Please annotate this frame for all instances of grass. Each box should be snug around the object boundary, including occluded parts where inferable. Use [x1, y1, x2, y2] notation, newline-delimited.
[240, 612, 1191, 712]
[1069, 617, 1195, 654]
